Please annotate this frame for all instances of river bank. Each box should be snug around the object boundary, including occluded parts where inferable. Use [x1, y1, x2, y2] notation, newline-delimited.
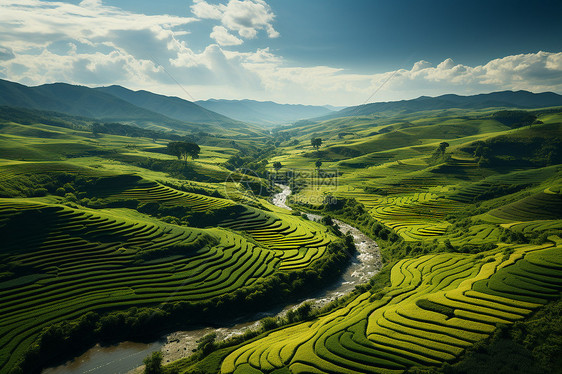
[42, 185, 381, 374]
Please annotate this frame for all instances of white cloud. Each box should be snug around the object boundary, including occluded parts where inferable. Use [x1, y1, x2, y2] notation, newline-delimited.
[0, 1, 560, 106]
[210, 26, 243, 46]
[225, 51, 562, 105]
[0, 0, 200, 86]
[0, 0, 196, 50]
[191, 0, 279, 42]
[191, 0, 223, 19]
[79, 0, 102, 8]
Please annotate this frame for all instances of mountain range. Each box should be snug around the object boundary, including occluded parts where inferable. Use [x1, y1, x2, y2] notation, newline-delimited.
[195, 99, 334, 126]
[1, 78, 561, 133]
[319, 90, 562, 120]
[0, 79, 248, 134]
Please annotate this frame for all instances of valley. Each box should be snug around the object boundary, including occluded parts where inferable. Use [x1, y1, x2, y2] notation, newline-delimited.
[0, 82, 561, 374]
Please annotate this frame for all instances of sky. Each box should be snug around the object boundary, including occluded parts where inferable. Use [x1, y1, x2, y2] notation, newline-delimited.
[0, 0, 561, 106]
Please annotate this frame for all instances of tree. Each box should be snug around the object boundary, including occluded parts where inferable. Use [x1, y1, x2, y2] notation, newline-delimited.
[311, 138, 323, 151]
[143, 351, 163, 374]
[437, 141, 449, 154]
[92, 123, 102, 138]
[196, 333, 217, 356]
[315, 160, 322, 169]
[273, 161, 283, 172]
[430, 141, 449, 164]
[167, 141, 200, 162]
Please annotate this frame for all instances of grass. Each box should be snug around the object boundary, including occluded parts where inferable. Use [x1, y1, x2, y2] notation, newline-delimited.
[1, 103, 562, 373]
[219, 244, 562, 374]
[196, 107, 562, 373]
[0, 198, 294, 372]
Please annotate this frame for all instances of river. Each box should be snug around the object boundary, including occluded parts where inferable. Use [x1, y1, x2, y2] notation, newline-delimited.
[42, 185, 381, 374]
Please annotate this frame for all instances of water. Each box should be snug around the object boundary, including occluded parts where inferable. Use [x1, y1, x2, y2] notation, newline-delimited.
[42, 184, 381, 374]
[42, 341, 164, 374]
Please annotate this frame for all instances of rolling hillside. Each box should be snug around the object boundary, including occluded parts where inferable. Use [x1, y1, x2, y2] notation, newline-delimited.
[171, 102, 562, 374]
[0, 88, 561, 374]
[317, 91, 562, 120]
[0, 79, 255, 134]
[0, 108, 353, 373]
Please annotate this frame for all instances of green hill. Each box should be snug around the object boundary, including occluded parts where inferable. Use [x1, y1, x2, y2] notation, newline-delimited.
[316, 90, 562, 120]
[1, 88, 562, 374]
[95, 86, 246, 127]
[0, 79, 259, 135]
[168, 102, 562, 374]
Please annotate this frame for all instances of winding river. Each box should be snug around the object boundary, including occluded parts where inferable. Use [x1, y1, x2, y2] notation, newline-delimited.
[42, 185, 381, 374]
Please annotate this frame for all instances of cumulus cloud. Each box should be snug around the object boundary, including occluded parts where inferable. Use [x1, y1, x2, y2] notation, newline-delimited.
[0, 1, 560, 105]
[191, 0, 223, 19]
[0, 1, 196, 47]
[227, 51, 562, 105]
[210, 26, 243, 46]
[191, 0, 279, 41]
[385, 52, 562, 97]
[0, 0, 201, 86]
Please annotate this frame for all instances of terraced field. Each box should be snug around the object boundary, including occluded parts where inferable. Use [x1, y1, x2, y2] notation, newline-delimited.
[104, 180, 334, 270]
[0, 161, 109, 183]
[367, 193, 463, 241]
[480, 190, 562, 223]
[221, 243, 562, 373]
[111, 181, 235, 212]
[220, 209, 332, 270]
[0, 199, 284, 373]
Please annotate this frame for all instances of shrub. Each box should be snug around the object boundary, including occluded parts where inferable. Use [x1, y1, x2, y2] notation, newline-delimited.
[32, 188, 48, 197]
[260, 317, 278, 331]
[196, 333, 217, 357]
[143, 351, 163, 374]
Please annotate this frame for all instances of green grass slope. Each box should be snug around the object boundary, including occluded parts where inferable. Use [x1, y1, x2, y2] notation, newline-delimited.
[218, 245, 562, 374]
[168, 105, 562, 373]
[0, 108, 346, 373]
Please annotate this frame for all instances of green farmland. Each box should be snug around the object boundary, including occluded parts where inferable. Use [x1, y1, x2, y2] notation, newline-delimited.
[218, 244, 562, 374]
[0, 92, 561, 374]
[166, 105, 562, 374]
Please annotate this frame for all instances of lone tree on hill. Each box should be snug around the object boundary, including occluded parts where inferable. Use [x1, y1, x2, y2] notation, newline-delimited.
[430, 142, 449, 162]
[315, 160, 322, 169]
[273, 161, 283, 172]
[167, 141, 200, 162]
[311, 138, 323, 151]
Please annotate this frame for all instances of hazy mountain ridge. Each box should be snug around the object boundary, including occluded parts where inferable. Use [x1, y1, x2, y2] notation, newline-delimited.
[319, 90, 562, 120]
[0, 79, 178, 125]
[195, 98, 335, 126]
[0, 79, 250, 134]
[95, 86, 242, 127]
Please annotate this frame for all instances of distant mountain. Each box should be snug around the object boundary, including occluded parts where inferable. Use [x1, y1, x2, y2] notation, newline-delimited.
[0, 79, 251, 134]
[195, 99, 334, 126]
[323, 104, 346, 112]
[319, 90, 562, 120]
[95, 86, 242, 127]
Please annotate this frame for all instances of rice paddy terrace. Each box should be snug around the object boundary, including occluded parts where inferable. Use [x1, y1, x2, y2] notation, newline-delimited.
[218, 242, 562, 374]
[367, 192, 461, 241]
[1, 100, 562, 373]
[0, 200, 257, 371]
[0, 169, 337, 373]
[0, 111, 348, 372]
[99, 179, 334, 271]
[166, 107, 562, 374]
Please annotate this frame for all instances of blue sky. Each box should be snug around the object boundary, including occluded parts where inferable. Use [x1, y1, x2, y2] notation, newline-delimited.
[0, 0, 561, 105]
